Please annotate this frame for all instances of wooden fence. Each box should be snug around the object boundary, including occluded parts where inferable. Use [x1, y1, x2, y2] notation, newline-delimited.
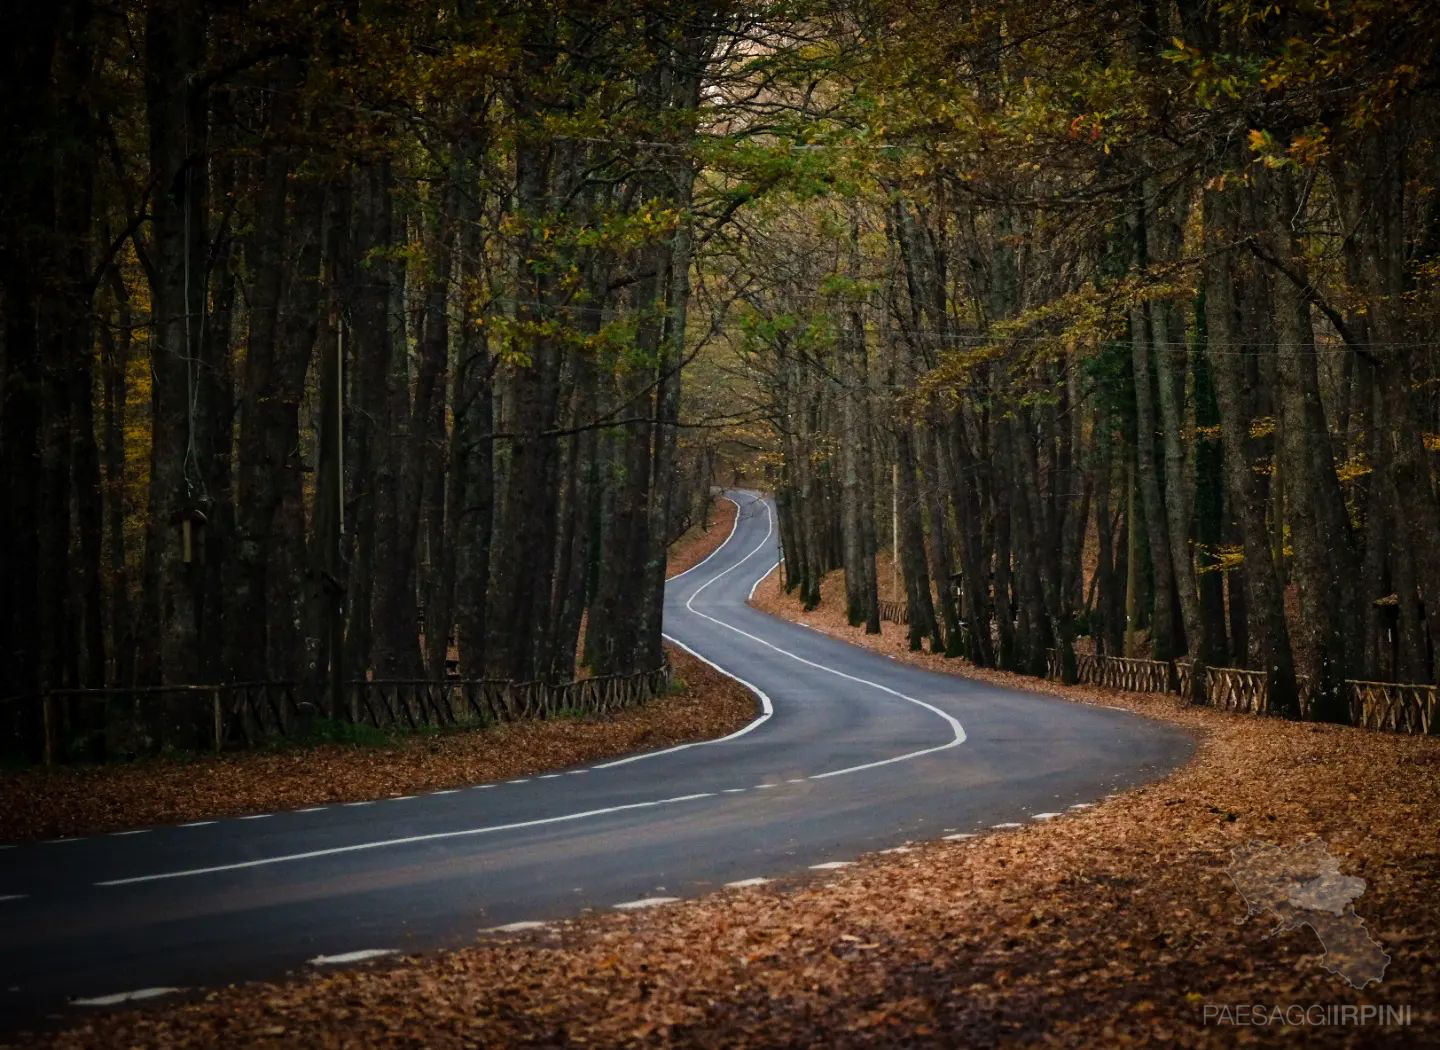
[1045, 651, 1436, 735]
[876, 598, 909, 625]
[7, 663, 674, 764]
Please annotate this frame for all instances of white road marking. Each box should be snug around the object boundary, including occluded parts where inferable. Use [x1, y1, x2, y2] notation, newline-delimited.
[294, 808, 327, 814]
[388, 795, 416, 801]
[725, 877, 771, 888]
[880, 846, 914, 854]
[506, 779, 531, 785]
[746, 559, 781, 601]
[538, 774, 562, 779]
[430, 790, 459, 796]
[1031, 812, 1062, 820]
[96, 793, 721, 886]
[484, 921, 549, 933]
[755, 783, 777, 789]
[475, 784, 495, 789]
[809, 861, 853, 870]
[109, 830, 149, 837]
[664, 492, 744, 584]
[239, 814, 271, 820]
[178, 820, 218, 827]
[613, 897, 679, 910]
[46, 838, 80, 844]
[786, 778, 806, 783]
[309, 949, 396, 966]
[73, 987, 181, 1007]
[0, 895, 27, 902]
[342, 801, 374, 808]
[992, 822, 1023, 829]
[1069, 803, 1093, 810]
[722, 788, 746, 794]
[943, 833, 975, 841]
[565, 770, 588, 775]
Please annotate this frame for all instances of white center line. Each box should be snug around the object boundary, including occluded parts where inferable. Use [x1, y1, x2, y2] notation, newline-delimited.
[294, 807, 327, 814]
[725, 877, 771, 888]
[722, 788, 746, 794]
[809, 861, 853, 870]
[109, 830, 150, 837]
[483, 920, 549, 933]
[613, 897, 680, 910]
[239, 814, 272, 820]
[73, 987, 181, 1007]
[178, 820, 217, 827]
[943, 833, 975, 841]
[430, 790, 459, 796]
[95, 793, 720, 886]
[1069, 803, 1094, 810]
[880, 846, 915, 854]
[992, 822, 1023, 829]
[538, 774, 561, 780]
[506, 779, 531, 785]
[309, 949, 396, 966]
[0, 894, 28, 902]
[1031, 812, 1062, 820]
[342, 802, 374, 808]
[388, 795, 416, 801]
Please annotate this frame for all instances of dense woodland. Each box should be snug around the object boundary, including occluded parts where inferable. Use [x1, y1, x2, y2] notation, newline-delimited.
[3, 0, 1438, 758]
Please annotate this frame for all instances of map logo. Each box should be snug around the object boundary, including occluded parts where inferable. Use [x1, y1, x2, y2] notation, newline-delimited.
[1225, 839, 1390, 988]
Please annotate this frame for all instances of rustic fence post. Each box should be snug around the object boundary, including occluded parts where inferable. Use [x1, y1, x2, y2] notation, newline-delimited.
[213, 689, 223, 752]
[42, 695, 54, 766]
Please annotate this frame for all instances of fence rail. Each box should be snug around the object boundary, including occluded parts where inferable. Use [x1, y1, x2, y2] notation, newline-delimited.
[7, 663, 674, 764]
[1045, 651, 1435, 736]
[876, 598, 909, 625]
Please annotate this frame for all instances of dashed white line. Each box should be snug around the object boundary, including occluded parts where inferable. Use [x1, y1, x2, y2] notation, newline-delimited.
[506, 779, 531, 785]
[484, 920, 549, 933]
[992, 822, 1023, 829]
[294, 807, 327, 814]
[725, 877, 771, 888]
[178, 820, 217, 827]
[46, 838, 80, 845]
[430, 790, 459, 796]
[565, 770, 588, 775]
[880, 846, 914, 854]
[0, 894, 28, 902]
[239, 814, 272, 820]
[755, 783, 777, 790]
[95, 793, 721, 886]
[809, 861, 853, 870]
[73, 987, 181, 1007]
[943, 833, 975, 841]
[785, 778, 806, 783]
[388, 795, 416, 801]
[309, 949, 396, 966]
[1069, 803, 1094, 810]
[342, 801, 375, 808]
[109, 830, 150, 837]
[722, 788, 746, 794]
[538, 774, 562, 780]
[613, 897, 680, 910]
[1030, 812, 1062, 820]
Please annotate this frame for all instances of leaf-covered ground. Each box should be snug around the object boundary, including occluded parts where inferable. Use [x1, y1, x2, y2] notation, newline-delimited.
[12, 567, 1439, 1048]
[0, 511, 748, 844]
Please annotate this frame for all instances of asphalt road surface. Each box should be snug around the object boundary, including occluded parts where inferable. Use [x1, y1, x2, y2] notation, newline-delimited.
[0, 490, 1192, 1029]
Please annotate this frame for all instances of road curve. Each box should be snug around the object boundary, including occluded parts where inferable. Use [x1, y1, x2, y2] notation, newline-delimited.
[0, 490, 1192, 1029]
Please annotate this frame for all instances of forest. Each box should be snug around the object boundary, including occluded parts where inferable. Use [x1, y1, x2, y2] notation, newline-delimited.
[3, 0, 1438, 758]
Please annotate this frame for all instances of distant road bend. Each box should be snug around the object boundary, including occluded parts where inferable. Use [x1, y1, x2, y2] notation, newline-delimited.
[0, 490, 1192, 1027]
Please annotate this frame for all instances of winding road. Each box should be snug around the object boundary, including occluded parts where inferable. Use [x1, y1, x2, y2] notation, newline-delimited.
[0, 490, 1192, 1029]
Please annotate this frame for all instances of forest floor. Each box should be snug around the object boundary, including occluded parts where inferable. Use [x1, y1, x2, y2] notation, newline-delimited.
[0, 499, 748, 843]
[17, 567, 1440, 1048]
